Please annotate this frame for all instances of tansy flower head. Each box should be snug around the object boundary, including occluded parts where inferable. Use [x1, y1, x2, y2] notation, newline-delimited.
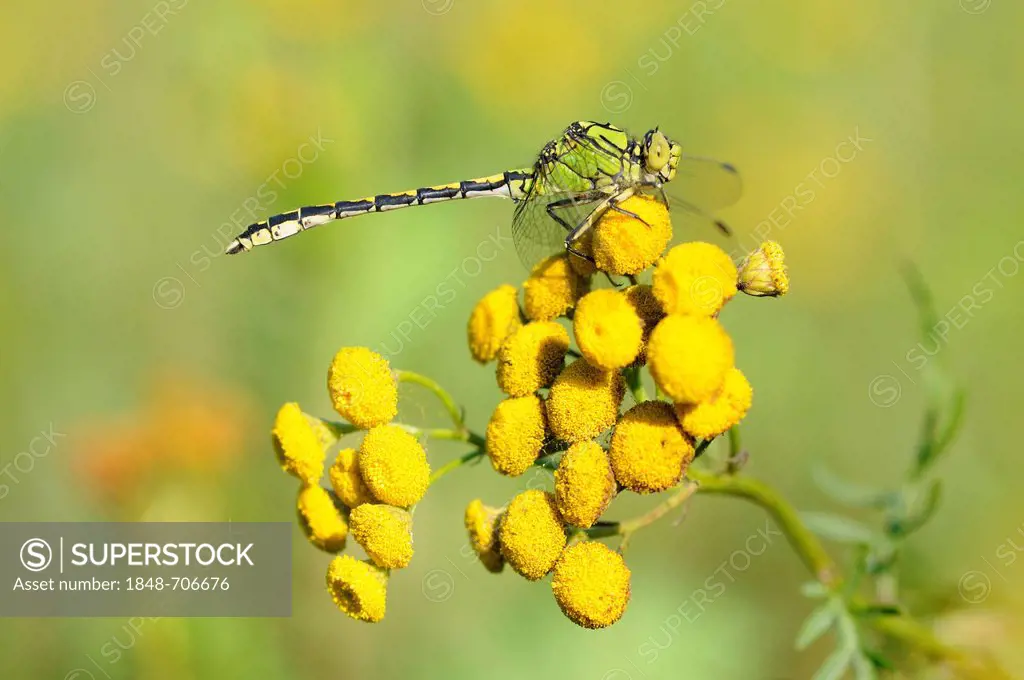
[592, 194, 672, 276]
[623, 284, 666, 364]
[468, 284, 522, 363]
[573, 289, 643, 370]
[357, 425, 430, 508]
[648, 315, 734, 405]
[738, 241, 789, 297]
[272, 402, 329, 484]
[675, 367, 753, 439]
[465, 499, 504, 573]
[554, 441, 616, 528]
[297, 484, 348, 552]
[568, 228, 597, 277]
[610, 401, 694, 493]
[329, 447, 375, 508]
[653, 242, 738, 316]
[499, 490, 567, 580]
[486, 395, 548, 477]
[327, 347, 398, 429]
[350, 504, 414, 570]
[523, 253, 589, 321]
[326, 555, 388, 623]
[496, 321, 570, 397]
[552, 541, 631, 629]
[546, 358, 626, 443]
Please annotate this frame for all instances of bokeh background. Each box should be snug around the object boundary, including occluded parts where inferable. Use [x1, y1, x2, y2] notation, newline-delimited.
[2, 0, 1023, 677]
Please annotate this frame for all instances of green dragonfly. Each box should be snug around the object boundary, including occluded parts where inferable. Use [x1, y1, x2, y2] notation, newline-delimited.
[225, 121, 741, 267]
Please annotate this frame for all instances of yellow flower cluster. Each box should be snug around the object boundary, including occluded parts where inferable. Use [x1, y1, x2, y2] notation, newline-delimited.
[272, 347, 434, 623]
[463, 196, 789, 629]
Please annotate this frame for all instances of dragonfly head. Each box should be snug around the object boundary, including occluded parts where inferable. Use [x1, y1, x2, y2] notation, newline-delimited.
[642, 129, 682, 185]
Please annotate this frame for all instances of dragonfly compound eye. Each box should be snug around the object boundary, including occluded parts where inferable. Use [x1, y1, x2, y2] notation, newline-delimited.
[645, 131, 670, 173]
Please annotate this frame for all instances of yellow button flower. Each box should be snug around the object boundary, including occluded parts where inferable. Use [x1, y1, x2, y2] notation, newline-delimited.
[326, 555, 388, 623]
[623, 284, 666, 364]
[675, 367, 753, 439]
[357, 425, 430, 508]
[496, 321, 570, 397]
[592, 195, 672, 276]
[327, 347, 398, 429]
[554, 441, 616, 528]
[523, 253, 589, 321]
[465, 499, 504, 573]
[653, 242, 738, 316]
[573, 289, 643, 370]
[329, 447, 376, 508]
[297, 484, 348, 552]
[468, 284, 522, 363]
[499, 490, 567, 580]
[610, 401, 695, 493]
[568, 228, 597, 277]
[486, 395, 547, 476]
[350, 504, 414, 570]
[738, 241, 790, 297]
[648, 315, 734, 405]
[552, 541, 631, 629]
[272, 402, 328, 484]
[546, 357, 626, 443]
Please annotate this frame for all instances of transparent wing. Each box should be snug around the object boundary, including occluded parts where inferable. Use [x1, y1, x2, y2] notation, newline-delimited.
[668, 155, 743, 214]
[662, 155, 743, 244]
[511, 187, 607, 271]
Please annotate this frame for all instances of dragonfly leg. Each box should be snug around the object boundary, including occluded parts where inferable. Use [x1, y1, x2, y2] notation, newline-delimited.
[545, 190, 608, 234]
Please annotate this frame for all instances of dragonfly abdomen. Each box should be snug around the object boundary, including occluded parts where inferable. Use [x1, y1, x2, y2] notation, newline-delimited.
[226, 169, 534, 254]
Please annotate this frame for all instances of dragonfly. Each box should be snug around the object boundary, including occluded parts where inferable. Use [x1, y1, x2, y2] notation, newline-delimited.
[225, 120, 742, 267]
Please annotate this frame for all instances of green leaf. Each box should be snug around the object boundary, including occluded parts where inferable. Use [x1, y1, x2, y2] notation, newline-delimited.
[889, 480, 943, 537]
[851, 602, 904, 617]
[813, 645, 855, 680]
[802, 512, 877, 545]
[851, 651, 879, 680]
[812, 466, 895, 510]
[796, 602, 838, 650]
[861, 647, 897, 671]
[801, 581, 829, 599]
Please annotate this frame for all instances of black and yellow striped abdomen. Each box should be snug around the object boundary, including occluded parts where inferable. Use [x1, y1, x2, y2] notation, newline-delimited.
[226, 169, 534, 254]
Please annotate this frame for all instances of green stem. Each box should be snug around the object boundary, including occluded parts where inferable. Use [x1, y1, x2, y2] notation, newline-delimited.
[585, 481, 698, 541]
[624, 365, 648, 404]
[687, 468, 840, 587]
[429, 448, 485, 485]
[395, 370, 466, 431]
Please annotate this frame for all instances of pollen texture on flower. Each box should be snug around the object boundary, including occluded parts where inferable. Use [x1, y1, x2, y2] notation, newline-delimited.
[357, 425, 430, 508]
[573, 289, 644, 370]
[486, 395, 548, 477]
[499, 490, 567, 581]
[297, 484, 348, 552]
[350, 503, 414, 570]
[653, 242, 738, 316]
[523, 253, 590, 322]
[465, 499, 504, 573]
[675, 367, 753, 439]
[468, 284, 522, 363]
[546, 357, 626, 443]
[496, 321, 570, 397]
[552, 541, 631, 629]
[592, 195, 672, 276]
[554, 441, 616, 528]
[329, 447, 376, 509]
[327, 347, 398, 429]
[272, 402, 327, 485]
[648, 315, 734, 405]
[326, 555, 388, 623]
[610, 401, 695, 494]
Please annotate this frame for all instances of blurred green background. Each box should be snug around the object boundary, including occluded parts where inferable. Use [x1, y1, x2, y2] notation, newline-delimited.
[2, 0, 1023, 677]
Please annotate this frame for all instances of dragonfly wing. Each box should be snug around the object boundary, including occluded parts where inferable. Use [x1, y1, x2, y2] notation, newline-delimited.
[668, 155, 743, 214]
[511, 188, 608, 270]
